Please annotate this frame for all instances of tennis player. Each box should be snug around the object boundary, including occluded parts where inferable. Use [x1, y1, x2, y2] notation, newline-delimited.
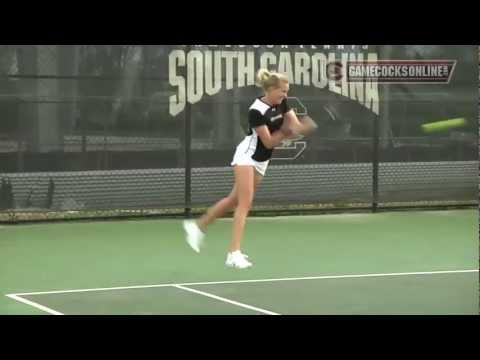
[183, 68, 317, 269]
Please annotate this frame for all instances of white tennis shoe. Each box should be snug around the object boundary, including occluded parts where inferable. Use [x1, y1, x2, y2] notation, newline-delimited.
[182, 220, 205, 253]
[226, 251, 252, 269]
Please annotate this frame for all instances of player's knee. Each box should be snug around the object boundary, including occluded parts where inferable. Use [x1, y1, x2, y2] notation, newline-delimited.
[237, 194, 253, 209]
[230, 196, 239, 207]
[225, 195, 238, 208]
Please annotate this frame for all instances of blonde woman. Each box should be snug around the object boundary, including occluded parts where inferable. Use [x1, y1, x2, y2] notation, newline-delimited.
[183, 68, 317, 269]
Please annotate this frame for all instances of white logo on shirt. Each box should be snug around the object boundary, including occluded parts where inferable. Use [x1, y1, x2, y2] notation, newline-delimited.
[270, 114, 283, 122]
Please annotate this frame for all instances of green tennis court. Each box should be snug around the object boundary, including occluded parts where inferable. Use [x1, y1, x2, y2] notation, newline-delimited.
[1, 209, 478, 315]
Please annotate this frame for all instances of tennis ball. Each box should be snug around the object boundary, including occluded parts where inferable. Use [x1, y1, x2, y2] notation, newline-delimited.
[421, 118, 467, 133]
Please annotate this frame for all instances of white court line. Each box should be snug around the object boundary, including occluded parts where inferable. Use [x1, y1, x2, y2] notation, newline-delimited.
[6, 294, 63, 315]
[174, 285, 279, 315]
[7, 269, 478, 297]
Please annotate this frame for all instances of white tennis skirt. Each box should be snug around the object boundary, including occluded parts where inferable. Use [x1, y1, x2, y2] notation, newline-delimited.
[231, 135, 269, 176]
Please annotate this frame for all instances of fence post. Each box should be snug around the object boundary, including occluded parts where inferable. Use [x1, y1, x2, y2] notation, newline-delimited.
[372, 112, 379, 213]
[184, 45, 192, 218]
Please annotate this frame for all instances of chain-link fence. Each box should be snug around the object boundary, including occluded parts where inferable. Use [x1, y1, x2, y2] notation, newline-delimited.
[0, 45, 477, 223]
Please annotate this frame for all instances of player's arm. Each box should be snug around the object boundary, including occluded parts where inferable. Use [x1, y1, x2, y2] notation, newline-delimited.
[249, 109, 288, 149]
[255, 125, 288, 149]
[282, 110, 318, 137]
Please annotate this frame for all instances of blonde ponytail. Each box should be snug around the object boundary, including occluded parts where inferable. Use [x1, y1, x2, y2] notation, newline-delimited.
[256, 68, 289, 91]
